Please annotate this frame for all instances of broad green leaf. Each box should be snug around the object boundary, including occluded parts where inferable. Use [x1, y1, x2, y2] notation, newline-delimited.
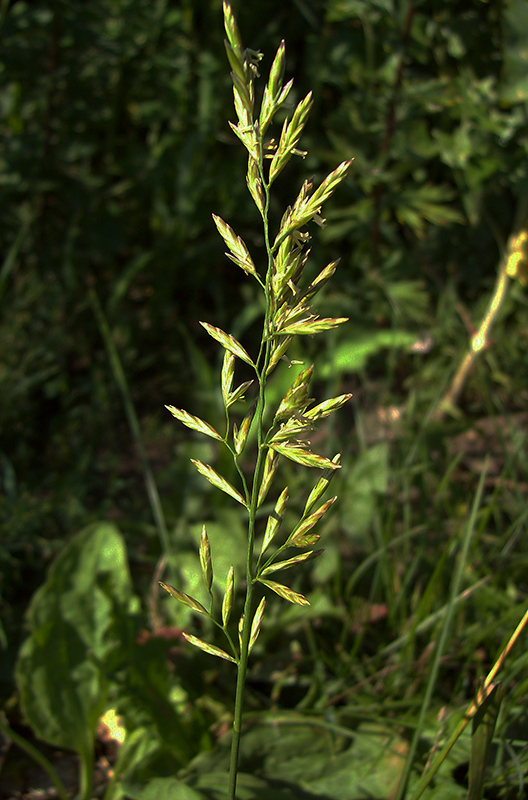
[318, 330, 418, 377]
[259, 578, 310, 606]
[183, 633, 236, 663]
[15, 523, 134, 760]
[191, 459, 247, 506]
[200, 321, 254, 366]
[123, 776, 204, 800]
[165, 405, 223, 441]
[159, 582, 208, 616]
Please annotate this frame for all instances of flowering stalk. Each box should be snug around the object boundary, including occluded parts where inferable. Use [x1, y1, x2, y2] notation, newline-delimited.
[162, 5, 352, 797]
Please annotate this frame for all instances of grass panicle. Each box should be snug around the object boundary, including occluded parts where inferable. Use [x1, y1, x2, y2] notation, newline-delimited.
[160, 4, 351, 796]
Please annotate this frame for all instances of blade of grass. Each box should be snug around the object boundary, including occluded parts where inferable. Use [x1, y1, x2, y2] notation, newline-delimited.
[0, 714, 70, 800]
[89, 288, 171, 565]
[407, 600, 528, 800]
[467, 683, 503, 800]
[394, 457, 489, 800]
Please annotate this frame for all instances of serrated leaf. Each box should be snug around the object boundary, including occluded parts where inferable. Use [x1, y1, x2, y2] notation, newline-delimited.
[165, 406, 223, 441]
[249, 598, 266, 653]
[270, 442, 341, 469]
[222, 566, 234, 627]
[183, 632, 236, 663]
[159, 582, 208, 616]
[200, 525, 213, 594]
[200, 321, 254, 366]
[259, 578, 310, 606]
[191, 459, 247, 506]
[261, 549, 324, 575]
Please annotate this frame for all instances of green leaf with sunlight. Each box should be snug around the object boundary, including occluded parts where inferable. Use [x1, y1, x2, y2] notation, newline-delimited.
[15, 523, 135, 797]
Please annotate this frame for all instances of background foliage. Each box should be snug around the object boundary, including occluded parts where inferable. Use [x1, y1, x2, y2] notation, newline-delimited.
[1, 0, 528, 798]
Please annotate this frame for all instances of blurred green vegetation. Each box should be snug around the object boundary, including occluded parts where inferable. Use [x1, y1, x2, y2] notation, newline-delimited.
[1, 0, 528, 798]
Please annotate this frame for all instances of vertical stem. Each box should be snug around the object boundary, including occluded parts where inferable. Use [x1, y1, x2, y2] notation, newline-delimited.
[227, 581, 254, 800]
[227, 153, 274, 798]
[227, 373, 268, 798]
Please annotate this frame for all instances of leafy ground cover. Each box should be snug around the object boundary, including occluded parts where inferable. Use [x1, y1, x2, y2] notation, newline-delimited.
[1, 0, 528, 798]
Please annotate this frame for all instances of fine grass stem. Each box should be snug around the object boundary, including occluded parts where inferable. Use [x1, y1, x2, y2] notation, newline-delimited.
[89, 287, 171, 565]
[396, 460, 488, 800]
[160, 5, 352, 796]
